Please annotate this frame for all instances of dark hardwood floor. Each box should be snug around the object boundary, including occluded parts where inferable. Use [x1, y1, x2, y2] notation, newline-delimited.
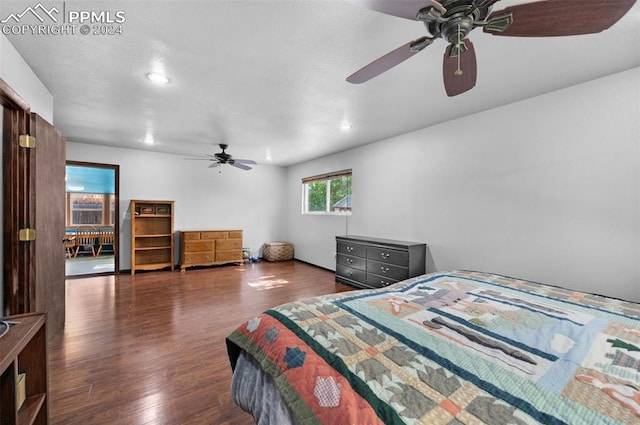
[49, 260, 354, 425]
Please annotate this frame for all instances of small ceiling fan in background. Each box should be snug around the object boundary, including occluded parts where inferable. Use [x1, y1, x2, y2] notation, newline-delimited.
[346, 0, 637, 96]
[186, 144, 257, 170]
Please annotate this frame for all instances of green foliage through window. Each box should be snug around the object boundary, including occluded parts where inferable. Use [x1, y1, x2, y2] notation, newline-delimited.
[307, 181, 327, 212]
[330, 176, 351, 212]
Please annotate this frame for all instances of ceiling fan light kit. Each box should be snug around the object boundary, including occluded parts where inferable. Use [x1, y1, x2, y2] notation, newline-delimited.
[347, 0, 637, 96]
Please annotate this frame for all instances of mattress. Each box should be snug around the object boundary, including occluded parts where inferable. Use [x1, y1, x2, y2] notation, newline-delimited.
[227, 270, 640, 424]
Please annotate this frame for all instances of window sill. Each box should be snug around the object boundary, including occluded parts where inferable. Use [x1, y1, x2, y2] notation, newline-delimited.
[302, 212, 352, 216]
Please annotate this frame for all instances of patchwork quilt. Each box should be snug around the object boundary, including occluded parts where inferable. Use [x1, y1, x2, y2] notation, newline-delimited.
[226, 271, 640, 424]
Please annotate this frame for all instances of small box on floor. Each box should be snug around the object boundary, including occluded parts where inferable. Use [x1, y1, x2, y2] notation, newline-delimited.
[262, 242, 294, 261]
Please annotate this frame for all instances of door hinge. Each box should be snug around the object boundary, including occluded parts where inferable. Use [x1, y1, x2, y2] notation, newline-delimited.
[19, 228, 36, 241]
[19, 135, 36, 148]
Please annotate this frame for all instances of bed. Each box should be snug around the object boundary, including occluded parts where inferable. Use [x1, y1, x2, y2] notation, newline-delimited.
[226, 270, 640, 424]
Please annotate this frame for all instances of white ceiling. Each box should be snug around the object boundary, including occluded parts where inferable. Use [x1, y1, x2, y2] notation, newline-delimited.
[3, 0, 640, 166]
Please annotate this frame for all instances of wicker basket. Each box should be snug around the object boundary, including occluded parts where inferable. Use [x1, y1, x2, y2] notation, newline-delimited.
[263, 242, 294, 262]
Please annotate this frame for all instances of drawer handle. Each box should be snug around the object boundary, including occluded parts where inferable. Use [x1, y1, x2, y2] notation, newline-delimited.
[381, 253, 390, 259]
[381, 267, 389, 273]
[346, 246, 353, 252]
[346, 259, 353, 264]
[346, 271, 353, 276]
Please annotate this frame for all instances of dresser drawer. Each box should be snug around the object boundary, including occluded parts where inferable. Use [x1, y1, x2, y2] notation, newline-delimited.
[184, 240, 214, 252]
[367, 260, 408, 281]
[201, 231, 228, 240]
[216, 238, 242, 250]
[337, 241, 366, 258]
[365, 273, 398, 288]
[336, 264, 366, 283]
[367, 246, 408, 266]
[215, 250, 242, 262]
[182, 232, 201, 241]
[183, 252, 215, 265]
[228, 231, 243, 239]
[336, 254, 366, 271]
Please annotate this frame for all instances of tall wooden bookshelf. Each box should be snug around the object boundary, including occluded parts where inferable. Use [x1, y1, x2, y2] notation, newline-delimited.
[130, 200, 174, 275]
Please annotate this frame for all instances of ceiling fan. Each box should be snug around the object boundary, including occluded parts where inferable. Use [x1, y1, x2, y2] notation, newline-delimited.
[346, 0, 637, 96]
[186, 144, 257, 170]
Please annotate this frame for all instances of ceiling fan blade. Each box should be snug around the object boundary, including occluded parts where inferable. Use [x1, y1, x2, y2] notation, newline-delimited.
[484, 0, 637, 37]
[208, 162, 221, 168]
[231, 162, 252, 171]
[348, 0, 445, 20]
[184, 157, 211, 160]
[347, 36, 432, 84]
[234, 159, 257, 165]
[443, 39, 477, 97]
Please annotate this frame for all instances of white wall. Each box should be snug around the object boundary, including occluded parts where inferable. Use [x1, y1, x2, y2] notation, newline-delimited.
[0, 34, 53, 121]
[67, 142, 287, 271]
[286, 67, 640, 303]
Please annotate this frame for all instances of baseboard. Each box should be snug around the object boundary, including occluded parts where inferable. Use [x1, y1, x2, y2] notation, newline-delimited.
[292, 258, 335, 273]
[117, 260, 335, 276]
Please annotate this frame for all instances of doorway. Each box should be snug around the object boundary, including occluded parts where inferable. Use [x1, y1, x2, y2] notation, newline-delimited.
[65, 161, 120, 277]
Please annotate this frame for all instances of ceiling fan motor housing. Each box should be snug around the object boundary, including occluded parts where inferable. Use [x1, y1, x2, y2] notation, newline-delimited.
[215, 144, 231, 162]
[426, 0, 491, 52]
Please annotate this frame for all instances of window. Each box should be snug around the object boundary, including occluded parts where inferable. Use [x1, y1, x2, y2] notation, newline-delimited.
[302, 169, 352, 215]
[66, 193, 115, 226]
[68, 193, 103, 225]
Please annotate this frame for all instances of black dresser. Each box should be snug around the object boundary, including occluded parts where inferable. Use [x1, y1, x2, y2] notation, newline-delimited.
[335, 235, 427, 289]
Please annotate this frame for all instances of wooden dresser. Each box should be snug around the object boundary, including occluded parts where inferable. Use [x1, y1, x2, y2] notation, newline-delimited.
[179, 230, 243, 270]
[335, 235, 426, 289]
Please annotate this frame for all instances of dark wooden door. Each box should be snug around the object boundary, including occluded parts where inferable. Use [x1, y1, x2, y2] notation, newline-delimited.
[32, 113, 66, 337]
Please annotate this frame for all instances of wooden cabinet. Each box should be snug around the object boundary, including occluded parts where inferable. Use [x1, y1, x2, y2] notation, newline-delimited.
[130, 200, 174, 275]
[0, 313, 48, 425]
[335, 235, 426, 289]
[180, 230, 243, 270]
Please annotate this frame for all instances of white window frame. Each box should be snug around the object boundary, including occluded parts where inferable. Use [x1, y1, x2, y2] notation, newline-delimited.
[301, 169, 352, 215]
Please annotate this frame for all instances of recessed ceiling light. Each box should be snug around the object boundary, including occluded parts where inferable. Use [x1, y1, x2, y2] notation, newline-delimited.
[340, 122, 352, 131]
[146, 72, 170, 85]
[144, 134, 155, 145]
